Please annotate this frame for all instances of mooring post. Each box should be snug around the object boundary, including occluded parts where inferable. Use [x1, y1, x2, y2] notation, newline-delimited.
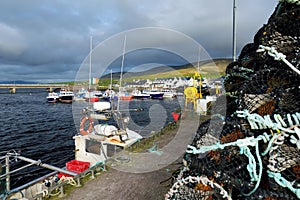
[9, 88, 16, 94]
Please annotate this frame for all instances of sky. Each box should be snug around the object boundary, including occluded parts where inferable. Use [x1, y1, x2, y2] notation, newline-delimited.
[0, 0, 278, 83]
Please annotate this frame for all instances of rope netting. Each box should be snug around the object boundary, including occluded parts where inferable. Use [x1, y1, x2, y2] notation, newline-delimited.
[165, 1, 300, 199]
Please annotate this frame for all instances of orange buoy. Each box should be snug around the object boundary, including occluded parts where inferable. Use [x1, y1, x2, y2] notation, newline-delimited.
[80, 116, 94, 135]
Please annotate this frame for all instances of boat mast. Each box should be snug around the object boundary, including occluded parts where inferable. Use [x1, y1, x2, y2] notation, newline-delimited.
[110, 69, 113, 90]
[197, 47, 201, 73]
[117, 35, 127, 111]
[232, 0, 237, 61]
[88, 35, 93, 106]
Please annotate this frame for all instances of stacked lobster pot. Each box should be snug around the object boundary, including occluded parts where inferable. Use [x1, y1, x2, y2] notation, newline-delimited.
[165, 0, 300, 199]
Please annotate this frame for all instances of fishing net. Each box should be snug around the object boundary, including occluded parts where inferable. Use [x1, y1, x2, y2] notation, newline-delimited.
[165, 1, 300, 199]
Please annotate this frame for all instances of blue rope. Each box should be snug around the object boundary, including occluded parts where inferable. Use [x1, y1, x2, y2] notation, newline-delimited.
[186, 133, 272, 196]
[241, 142, 263, 196]
[268, 170, 300, 198]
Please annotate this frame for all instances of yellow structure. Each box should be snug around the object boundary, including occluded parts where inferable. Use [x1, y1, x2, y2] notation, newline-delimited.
[184, 86, 198, 110]
[184, 72, 203, 110]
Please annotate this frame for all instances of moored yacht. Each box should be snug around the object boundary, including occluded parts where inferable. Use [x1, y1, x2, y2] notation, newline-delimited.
[161, 89, 177, 98]
[143, 89, 164, 99]
[58, 89, 74, 103]
[131, 90, 150, 99]
[46, 92, 59, 103]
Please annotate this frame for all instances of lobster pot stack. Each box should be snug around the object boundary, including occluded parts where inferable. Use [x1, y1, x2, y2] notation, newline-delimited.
[165, 1, 300, 199]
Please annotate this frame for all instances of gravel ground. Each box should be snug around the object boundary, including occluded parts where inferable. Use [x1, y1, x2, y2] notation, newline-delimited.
[63, 164, 180, 200]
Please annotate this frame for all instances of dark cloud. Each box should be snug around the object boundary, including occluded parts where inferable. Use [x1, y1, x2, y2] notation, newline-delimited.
[0, 0, 278, 82]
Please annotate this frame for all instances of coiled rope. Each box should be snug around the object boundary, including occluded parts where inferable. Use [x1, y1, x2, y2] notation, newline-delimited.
[236, 110, 300, 132]
[165, 175, 232, 200]
[256, 45, 300, 75]
[186, 133, 271, 196]
[268, 170, 300, 198]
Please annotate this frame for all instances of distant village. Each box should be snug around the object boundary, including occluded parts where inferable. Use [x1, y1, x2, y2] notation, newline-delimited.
[113, 77, 223, 91]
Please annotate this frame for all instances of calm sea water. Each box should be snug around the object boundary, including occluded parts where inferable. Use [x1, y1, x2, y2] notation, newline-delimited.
[0, 88, 182, 188]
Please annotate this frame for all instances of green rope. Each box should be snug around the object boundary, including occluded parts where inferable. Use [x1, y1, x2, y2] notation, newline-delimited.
[90, 160, 106, 170]
[186, 133, 271, 155]
[241, 142, 263, 196]
[147, 143, 162, 156]
[240, 146, 258, 181]
[261, 133, 278, 156]
[186, 133, 270, 196]
[268, 170, 300, 198]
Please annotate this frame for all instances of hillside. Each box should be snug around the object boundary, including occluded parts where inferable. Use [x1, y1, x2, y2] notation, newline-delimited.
[100, 58, 231, 81]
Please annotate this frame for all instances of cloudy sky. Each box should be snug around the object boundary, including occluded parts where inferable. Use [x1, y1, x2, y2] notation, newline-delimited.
[0, 0, 278, 83]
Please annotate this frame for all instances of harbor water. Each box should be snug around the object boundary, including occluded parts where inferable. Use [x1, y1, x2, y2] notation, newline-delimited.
[0, 88, 182, 188]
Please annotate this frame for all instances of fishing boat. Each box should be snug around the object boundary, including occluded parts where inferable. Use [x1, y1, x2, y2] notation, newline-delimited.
[74, 88, 87, 102]
[102, 89, 116, 101]
[46, 92, 59, 103]
[93, 90, 103, 97]
[161, 89, 177, 98]
[117, 89, 133, 101]
[58, 89, 74, 103]
[131, 90, 150, 99]
[84, 91, 99, 102]
[143, 90, 164, 99]
[118, 94, 133, 101]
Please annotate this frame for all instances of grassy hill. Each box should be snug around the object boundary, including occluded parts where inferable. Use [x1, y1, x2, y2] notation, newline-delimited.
[100, 58, 231, 82]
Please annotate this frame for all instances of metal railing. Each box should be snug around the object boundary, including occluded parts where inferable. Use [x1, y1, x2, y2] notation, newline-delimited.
[0, 151, 104, 199]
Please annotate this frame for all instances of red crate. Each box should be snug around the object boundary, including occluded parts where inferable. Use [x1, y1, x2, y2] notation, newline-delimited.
[66, 160, 90, 173]
[57, 172, 73, 178]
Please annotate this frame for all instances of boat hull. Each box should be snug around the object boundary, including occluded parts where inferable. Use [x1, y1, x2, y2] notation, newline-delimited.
[150, 93, 164, 99]
[119, 96, 133, 100]
[132, 94, 150, 99]
[59, 96, 73, 103]
[163, 93, 176, 98]
[86, 97, 99, 102]
[47, 98, 58, 103]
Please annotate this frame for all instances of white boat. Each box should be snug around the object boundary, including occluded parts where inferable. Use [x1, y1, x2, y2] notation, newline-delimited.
[46, 92, 59, 103]
[74, 88, 87, 101]
[58, 89, 74, 103]
[93, 101, 111, 111]
[161, 89, 177, 98]
[102, 89, 116, 101]
[132, 90, 150, 99]
[143, 89, 164, 99]
[75, 108, 143, 166]
[84, 91, 99, 102]
[93, 90, 103, 97]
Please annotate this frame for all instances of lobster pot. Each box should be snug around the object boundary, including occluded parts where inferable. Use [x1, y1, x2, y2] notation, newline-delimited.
[166, 1, 300, 199]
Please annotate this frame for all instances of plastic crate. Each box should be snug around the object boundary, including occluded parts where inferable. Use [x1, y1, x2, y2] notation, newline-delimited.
[66, 160, 90, 173]
[57, 172, 73, 178]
